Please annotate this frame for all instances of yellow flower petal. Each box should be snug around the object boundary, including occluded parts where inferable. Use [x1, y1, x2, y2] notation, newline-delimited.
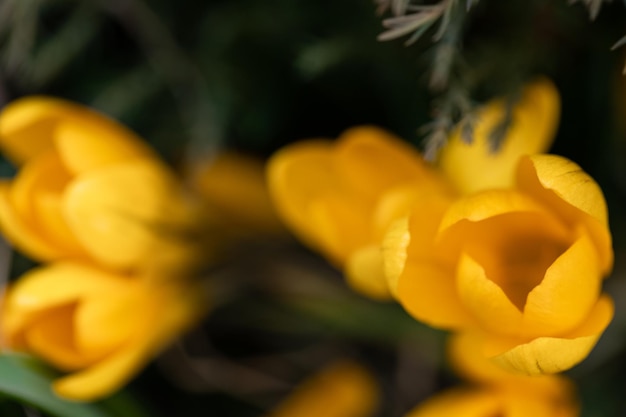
[437, 189, 553, 234]
[404, 388, 500, 417]
[7, 150, 82, 258]
[523, 233, 602, 336]
[265, 361, 379, 417]
[0, 182, 63, 260]
[0, 96, 152, 167]
[63, 159, 203, 272]
[74, 282, 145, 356]
[397, 261, 473, 329]
[517, 154, 613, 273]
[332, 126, 431, 199]
[382, 217, 410, 297]
[435, 190, 571, 270]
[456, 253, 524, 336]
[267, 140, 342, 252]
[487, 294, 614, 375]
[55, 117, 155, 175]
[0, 97, 64, 165]
[438, 78, 559, 194]
[2, 263, 124, 338]
[24, 304, 101, 371]
[345, 245, 392, 300]
[383, 193, 453, 296]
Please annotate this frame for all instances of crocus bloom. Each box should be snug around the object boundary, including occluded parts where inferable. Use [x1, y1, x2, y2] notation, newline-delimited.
[189, 151, 285, 237]
[404, 333, 579, 417]
[264, 361, 379, 417]
[1, 262, 208, 401]
[0, 97, 207, 274]
[268, 126, 452, 299]
[384, 79, 614, 374]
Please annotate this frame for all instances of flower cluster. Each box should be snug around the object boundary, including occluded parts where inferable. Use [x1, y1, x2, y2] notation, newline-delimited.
[268, 78, 614, 414]
[0, 97, 280, 402]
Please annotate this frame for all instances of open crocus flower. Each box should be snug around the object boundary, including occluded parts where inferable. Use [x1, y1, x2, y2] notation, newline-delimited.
[0, 97, 208, 274]
[264, 361, 379, 417]
[405, 333, 579, 417]
[1, 262, 208, 401]
[268, 126, 453, 299]
[384, 79, 614, 374]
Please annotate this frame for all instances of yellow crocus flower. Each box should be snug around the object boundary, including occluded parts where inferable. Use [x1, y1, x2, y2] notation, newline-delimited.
[264, 361, 379, 417]
[0, 97, 207, 274]
[1, 262, 208, 401]
[384, 80, 613, 375]
[268, 125, 453, 299]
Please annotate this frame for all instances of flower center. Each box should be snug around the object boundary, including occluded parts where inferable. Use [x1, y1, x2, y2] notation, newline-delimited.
[463, 212, 572, 311]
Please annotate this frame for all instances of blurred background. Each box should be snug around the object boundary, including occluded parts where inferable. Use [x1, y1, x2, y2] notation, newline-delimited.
[2, 0, 626, 416]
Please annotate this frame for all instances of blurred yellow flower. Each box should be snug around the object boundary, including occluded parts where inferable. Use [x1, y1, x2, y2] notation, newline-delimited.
[0, 97, 207, 274]
[1, 262, 208, 401]
[404, 333, 579, 417]
[264, 361, 379, 417]
[190, 151, 285, 237]
[267, 126, 452, 299]
[385, 79, 614, 375]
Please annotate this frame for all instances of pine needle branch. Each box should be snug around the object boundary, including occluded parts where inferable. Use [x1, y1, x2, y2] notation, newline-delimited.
[568, 0, 612, 20]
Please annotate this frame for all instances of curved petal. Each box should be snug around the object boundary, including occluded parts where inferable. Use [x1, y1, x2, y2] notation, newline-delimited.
[345, 245, 392, 300]
[266, 361, 379, 417]
[74, 281, 146, 356]
[486, 294, 614, 375]
[0, 97, 64, 165]
[438, 189, 552, 233]
[438, 78, 559, 194]
[332, 126, 432, 199]
[7, 151, 85, 257]
[63, 159, 203, 272]
[456, 253, 523, 336]
[404, 388, 501, 417]
[435, 190, 570, 266]
[55, 118, 155, 175]
[0, 97, 152, 167]
[397, 261, 474, 329]
[2, 263, 127, 338]
[523, 233, 602, 337]
[517, 155, 613, 273]
[267, 140, 341, 250]
[382, 217, 410, 297]
[24, 304, 102, 371]
[53, 279, 208, 401]
[0, 182, 64, 261]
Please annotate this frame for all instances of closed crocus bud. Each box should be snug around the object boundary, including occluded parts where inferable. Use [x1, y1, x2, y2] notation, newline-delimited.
[404, 333, 579, 417]
[0, 97, 208, 275]
[1, 262, 208, 401]
[267, 126, 453, 300]
[264, 361, 379, 417]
